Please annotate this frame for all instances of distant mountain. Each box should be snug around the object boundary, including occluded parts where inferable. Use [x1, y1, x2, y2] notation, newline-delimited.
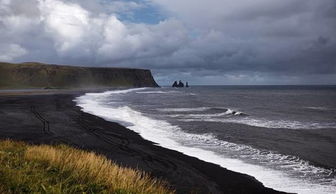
[0, 62, 159, 89]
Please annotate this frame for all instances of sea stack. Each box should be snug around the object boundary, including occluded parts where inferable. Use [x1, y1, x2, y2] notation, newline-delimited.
[172, 80, 187, 88]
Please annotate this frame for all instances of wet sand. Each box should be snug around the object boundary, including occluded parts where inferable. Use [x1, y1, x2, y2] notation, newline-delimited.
[0, 92, 286, 194]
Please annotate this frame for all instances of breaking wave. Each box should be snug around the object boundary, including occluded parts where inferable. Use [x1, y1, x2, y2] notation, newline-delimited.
[158, 107, 214, 112]
[305, 107, 332, 111]
[180, 117, 336, 129]
[76, 88, 336, 194]
[161, 106, 335, 129]
[136, 91, 180, 94]
[168, 109, 245, 119]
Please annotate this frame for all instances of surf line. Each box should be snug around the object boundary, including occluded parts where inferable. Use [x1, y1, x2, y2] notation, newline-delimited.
[75, 88, 336, 194]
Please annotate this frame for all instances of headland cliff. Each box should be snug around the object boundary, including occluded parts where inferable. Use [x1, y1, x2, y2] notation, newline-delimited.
[0, 62, 159, 89]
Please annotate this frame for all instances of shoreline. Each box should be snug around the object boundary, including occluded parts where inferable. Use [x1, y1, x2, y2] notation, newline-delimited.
[0, 91, 285, 193]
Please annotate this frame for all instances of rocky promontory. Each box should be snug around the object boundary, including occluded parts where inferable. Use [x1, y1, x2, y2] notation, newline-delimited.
[0, 62, 159, 89]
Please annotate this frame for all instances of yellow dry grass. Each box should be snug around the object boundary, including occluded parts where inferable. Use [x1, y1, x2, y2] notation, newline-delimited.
[0, 140, 174, 194]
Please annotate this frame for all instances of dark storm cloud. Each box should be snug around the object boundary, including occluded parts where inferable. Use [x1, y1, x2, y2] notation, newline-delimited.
[0, 0, 335, 84]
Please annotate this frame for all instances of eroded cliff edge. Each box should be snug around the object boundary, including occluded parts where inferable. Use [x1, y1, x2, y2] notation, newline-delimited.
[0, 62, 159, 89]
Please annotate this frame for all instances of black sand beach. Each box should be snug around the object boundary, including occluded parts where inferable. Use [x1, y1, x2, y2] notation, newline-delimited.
[0, 92, 286, 194]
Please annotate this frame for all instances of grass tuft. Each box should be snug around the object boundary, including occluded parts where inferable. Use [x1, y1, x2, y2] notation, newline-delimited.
[0, 140, 173, 194]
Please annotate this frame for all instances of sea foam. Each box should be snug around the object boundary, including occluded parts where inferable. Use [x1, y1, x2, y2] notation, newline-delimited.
[158, 107, 214, 112]
[75, 88, 336, 194]
[180, 117, 336, 129]
[160, 106, 335, 129]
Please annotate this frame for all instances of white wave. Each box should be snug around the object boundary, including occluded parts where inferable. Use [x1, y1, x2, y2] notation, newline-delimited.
[136, 91, 179, 94]
[76, 89, 336, 194]
[306, 107, 329, 111]
[168, 113, 226, 118]
[225, 108, 234, 114]
[158, 107, 213, 112]
[183, 133, 335, 180]
[85, 88, 146, 97]
[225, 109, 244, 115]
[234, 112, 244, 115]
[168, 109, 245, 119]
[159, 107, 245, 116]
[180, 117, 336, 129]
[225, 108, 245, 116]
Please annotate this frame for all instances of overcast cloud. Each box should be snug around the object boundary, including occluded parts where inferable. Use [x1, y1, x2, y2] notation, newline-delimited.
[0, 0, 335, 85]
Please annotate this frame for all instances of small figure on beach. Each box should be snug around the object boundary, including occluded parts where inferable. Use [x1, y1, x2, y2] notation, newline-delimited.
[186, 82, 189, 88]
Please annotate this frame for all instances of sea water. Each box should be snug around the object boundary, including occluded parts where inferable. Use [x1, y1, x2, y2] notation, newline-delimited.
[76, 86, 336, 194]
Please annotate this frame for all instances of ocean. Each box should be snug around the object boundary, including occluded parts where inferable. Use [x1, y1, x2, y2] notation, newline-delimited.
[76, 86, 336, 194]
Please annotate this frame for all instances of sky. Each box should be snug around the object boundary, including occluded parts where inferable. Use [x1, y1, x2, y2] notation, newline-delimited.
[0, 0, 335, 85]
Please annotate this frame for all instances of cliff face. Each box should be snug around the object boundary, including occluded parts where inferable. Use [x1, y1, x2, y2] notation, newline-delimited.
[0, 62, 159, 89]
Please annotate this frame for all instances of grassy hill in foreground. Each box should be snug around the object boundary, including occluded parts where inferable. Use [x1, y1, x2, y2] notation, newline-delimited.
[0, 62, 159, 89]
[0, 140, 173, 194]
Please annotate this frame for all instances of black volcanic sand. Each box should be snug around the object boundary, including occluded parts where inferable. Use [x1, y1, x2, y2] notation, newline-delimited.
[0, 93, 287, 194]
